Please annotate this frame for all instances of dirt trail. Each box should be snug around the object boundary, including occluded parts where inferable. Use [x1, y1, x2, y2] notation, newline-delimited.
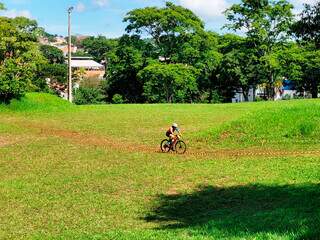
[0, 136, 20, 148]
[18, 123, 320, 159]
[39, 127, 155, 153]
[4, 118, 320, 158]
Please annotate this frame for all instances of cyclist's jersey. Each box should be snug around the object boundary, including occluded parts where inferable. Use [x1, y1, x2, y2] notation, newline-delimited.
[166, 127, 179, 137]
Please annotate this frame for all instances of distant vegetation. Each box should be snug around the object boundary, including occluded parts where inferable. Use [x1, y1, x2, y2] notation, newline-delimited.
[0, 1, 320, 104]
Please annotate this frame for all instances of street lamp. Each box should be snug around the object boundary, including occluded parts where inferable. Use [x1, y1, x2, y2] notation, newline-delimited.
[67, 6, 74, 103]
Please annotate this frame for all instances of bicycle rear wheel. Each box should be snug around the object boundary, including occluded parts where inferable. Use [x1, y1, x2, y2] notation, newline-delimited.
[161, 139, 171, 152]
[175, 140, 187, 154]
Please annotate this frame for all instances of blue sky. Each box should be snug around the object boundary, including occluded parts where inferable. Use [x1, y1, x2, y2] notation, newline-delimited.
[0, 0, 317, 38]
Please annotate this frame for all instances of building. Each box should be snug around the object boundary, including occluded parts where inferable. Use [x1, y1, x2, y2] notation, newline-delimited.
[233, 79, 299, 103]
[57, 45, 78, 57]
[70, 57, 105, 80]
[232, 87, 255, 103]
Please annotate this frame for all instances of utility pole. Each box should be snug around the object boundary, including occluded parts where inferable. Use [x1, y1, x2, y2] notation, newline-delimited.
[67, 6, 74, 103]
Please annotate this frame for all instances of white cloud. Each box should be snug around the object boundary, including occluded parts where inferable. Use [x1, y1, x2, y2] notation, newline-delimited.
[76, 2, 86, 12]
[92, 0, 109, 7]
[291, 0, 318, 16]
[1, 9, 32, 18]
[178, 0, 230, 19]
[294, 0, 317, 5]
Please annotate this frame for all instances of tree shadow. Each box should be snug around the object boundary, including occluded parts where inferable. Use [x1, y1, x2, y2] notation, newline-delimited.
[144, 184, 320, 239]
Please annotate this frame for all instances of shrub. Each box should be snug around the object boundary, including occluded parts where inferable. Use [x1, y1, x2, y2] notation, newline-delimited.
[0, 59, 33, 103]
[198, 91, 210, 103]
[211, 90, 223, 103]
[282, 94, 292, 100]
[112, 94, 125, 104]
[197, 90, 223, 104]
[38, 64, 67, 84]
[74, 87, 105, 105]
[299, 122, 316, 137]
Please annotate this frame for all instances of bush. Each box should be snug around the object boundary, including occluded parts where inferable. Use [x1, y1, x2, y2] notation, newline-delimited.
[197, 90, 223, 104]
[255, 96, 265, 102]
[211, 90, 223, 103]
[0, 59, 33, 103]
[112, 94, 125, 104]
[38, 64, 67, 84]
[198, 91, 210, 103]
[299, 122, 316, 137]
[282, 94, 292, 100]
[74, 87, 105, 105]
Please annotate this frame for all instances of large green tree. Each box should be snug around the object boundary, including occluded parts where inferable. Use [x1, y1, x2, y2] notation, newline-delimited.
[292, 2, 320, 49]
[291, 3, 320, 97]
[39, 45, 64, 64]
[124, 2, 221, 102]
[225, 0, 294, 99]
[138, 63, 198, 103]
[124, 2, 205, 62]
[0, 14, 46, 102]
[81, 36, 118, 62]
[106, 35, 153, 103]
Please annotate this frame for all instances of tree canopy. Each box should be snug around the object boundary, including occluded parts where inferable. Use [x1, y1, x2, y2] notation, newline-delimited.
[0, 15, 47, 102]
[292, 2, 320, 49]
[1, 0, 320, 104]
[39, 45, 64, 64]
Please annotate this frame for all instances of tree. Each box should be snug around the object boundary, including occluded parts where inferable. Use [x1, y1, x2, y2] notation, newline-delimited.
[74, 86, 105, 105]
[276, 43, 305, 85]
[0, 58, 32, 102]
[292, 2, 320, 49]
[0, 15, 47, 102]
[225, 0, 294, 99]
[39, 45, 64, 64]
[124, 2, 222, 102]
[106, 35, 153, 103]
[65, 35, 77, 46]
[72, 49, 91, 57]
[37, 63, 67, 84]
[73, 67, 86, 83]
[81, 36, 118, 62]
[138, 63, 198, 103]
[219, 46, 261, 101]
[124, 2, 205, 61]
[291, 2, 320, 97]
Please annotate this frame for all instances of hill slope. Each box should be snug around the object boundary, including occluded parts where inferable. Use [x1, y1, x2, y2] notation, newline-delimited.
[1, 93, 320, 240]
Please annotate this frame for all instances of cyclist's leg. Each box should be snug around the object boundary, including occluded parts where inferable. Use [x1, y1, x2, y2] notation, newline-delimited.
[169, 134, 175, 145]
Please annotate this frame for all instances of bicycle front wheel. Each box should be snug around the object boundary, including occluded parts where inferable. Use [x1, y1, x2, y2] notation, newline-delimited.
[175, 140, 187, 154]
[161, 139, 171, 152]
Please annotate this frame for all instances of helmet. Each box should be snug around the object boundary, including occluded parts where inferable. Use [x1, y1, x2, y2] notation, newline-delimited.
[172, 123, 178, 128]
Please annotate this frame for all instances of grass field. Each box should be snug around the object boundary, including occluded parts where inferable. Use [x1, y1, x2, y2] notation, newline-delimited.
[1, 93, 320, 240]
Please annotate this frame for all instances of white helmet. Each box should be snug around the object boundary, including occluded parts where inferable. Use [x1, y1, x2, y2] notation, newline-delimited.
[172, 123, 178, 128]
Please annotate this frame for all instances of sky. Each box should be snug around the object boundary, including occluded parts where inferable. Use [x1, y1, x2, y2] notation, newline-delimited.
[0, 0, 318, 38]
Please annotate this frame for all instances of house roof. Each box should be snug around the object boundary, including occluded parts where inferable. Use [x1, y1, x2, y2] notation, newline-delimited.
[71, 60, 104, 68]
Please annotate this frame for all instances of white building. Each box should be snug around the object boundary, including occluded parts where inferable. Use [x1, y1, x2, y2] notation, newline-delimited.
[70, 57, 105, 80]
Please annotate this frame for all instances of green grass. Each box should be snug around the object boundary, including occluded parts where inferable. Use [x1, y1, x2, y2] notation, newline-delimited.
[1, 93, 320, 240]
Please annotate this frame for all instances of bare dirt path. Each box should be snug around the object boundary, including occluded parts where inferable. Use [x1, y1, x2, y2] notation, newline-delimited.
[13, 122, 320, 159]
[0, 135, 29, 148]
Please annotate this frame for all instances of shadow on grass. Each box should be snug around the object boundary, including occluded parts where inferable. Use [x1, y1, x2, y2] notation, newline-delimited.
[145, 184, 320, 239]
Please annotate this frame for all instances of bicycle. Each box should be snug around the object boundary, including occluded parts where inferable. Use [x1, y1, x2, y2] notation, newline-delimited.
[160, 134, 187, 154]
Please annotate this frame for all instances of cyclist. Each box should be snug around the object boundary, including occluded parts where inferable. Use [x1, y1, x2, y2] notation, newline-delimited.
[166, 123, 180, 146]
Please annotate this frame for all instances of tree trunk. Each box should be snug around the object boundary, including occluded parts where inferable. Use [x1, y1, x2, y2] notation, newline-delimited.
[242, 87, 249, 102]
[311, 76, 318, 98]
[269, 73, 275, 100]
